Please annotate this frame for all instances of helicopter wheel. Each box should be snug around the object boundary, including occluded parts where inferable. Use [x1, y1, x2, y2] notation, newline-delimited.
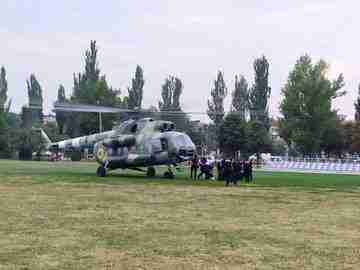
[146, 167, 156, 177]
[96, 166, 107, 177]
[163, 171, 174, 179]
[71, 151, 82, 162]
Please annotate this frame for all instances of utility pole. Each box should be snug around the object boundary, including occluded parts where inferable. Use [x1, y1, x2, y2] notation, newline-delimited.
[97, 100, 102, 133]
[99, 112, 102, 133]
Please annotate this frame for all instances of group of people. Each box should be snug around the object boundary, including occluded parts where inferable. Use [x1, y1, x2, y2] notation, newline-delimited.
[190, 156, 214, 180]
[218, 159, 253, 186]
[190, 155, 254, 186]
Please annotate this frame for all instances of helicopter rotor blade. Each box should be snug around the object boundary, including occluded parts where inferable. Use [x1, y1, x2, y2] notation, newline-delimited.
[53, 102, 134, 113]
[52, 102, 234, 116]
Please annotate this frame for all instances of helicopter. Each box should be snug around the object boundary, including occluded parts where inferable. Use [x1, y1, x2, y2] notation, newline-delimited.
[40, 102, 196, 178]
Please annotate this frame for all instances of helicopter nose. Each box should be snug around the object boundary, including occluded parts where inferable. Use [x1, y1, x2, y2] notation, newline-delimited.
[168, 133, 196, 159]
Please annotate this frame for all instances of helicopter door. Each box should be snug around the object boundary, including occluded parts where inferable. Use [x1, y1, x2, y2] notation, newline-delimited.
[148, 139, 162, 153]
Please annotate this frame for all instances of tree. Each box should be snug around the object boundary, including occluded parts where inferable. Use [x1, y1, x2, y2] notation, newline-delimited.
[207, 71, 227, 146]
[0, 67, 11, 130]
[247, 120, 272, 158]
[246, 56, 272, 159]
[0, 67, 13, 157]
[13, 128, 43, 160]
[350, 122, 360, 153]
[27, 74, 43, 108]
[159, 76, 189, 131]
[208, 71, 227, 126]
[321, 116, 348, 157]
[271, 139, 287, 156]
[42, 121, 68, 142]
[56, 84, 67, 134]
[159, 76, 182, 111]
[232, 75, 249, 121]
[69, 40, 121, 136]
[279, 55, 346, 155]
[219, 113, 248, 158]
[0, 67, 8, 113]
[355, 84, 360, 122]
[127, 65, 144, 110]
[0, 67, 8, 132]
[249, 56, 271, 130]
[22, 74, 43, 128]
[72, 41, 100, 103]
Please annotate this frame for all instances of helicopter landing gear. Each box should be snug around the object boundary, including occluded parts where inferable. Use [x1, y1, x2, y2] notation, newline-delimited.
[96, 166, 106, 177]
[146, 167, 156, 177]
[163, 166, 174, 179]
[70, 150, 82, 162]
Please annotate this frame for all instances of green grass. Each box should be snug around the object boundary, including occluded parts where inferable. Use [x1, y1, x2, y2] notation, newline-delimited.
[0, 159, 359, 191]
[0, 159, 360, 269]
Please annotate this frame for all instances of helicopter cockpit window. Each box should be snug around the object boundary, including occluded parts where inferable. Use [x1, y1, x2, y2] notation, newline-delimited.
[159, 122, 175, 132]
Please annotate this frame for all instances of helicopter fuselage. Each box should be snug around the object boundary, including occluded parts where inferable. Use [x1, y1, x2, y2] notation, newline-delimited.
[44, 118, 196, 175]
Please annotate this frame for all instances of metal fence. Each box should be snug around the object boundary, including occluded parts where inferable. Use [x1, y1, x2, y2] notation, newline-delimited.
[264, 157, 360, 173]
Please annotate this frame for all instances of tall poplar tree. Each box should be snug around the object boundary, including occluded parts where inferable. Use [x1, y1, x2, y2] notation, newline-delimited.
[159, 76, 189, 131]
[249, 56, 271, 130]
[0, 67, 8, 113]
[231, 74, 249, 121]
[22, 74, 43, 128]
[159, 76, 183, 111]
[207, 71, 227, 145]
[246, 56, 272, 158]
[27, 74, 43, 108]
[0, 66, 9, 153]
[69, 40, 121, 136]
[355, 84, 360, 122]
[56, 84, 67, 134]
[128, 65, 144, 110]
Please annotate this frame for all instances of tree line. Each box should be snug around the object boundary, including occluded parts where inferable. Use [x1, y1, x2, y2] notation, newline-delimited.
[1, 40, 360, 159]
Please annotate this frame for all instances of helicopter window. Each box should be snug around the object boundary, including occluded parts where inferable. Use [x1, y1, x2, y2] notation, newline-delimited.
[174, 134, 194, 148]
[131, 124, 138, 133]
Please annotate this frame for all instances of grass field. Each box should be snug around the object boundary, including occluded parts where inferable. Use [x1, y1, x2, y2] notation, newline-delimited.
[0, 159, 359, 269]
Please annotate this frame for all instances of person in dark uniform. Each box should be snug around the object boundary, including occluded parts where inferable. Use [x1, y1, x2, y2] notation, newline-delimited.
[244, 161, 250, 182]
[232, 159, 241, 185]
[197, 157, 207, 180]
[218, 159, 226, 181]
[230, 159, 237, 185]
[190, 154, 199, 180]
[248, 160, 253, 182]
[205, 161, 214, 180]
[217, 160, 223, 181]
[224, 160, 233, 186]
[239, 160, 244, 182]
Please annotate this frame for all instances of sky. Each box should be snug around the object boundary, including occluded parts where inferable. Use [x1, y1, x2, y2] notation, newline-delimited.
[1, 0, 359, 122]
